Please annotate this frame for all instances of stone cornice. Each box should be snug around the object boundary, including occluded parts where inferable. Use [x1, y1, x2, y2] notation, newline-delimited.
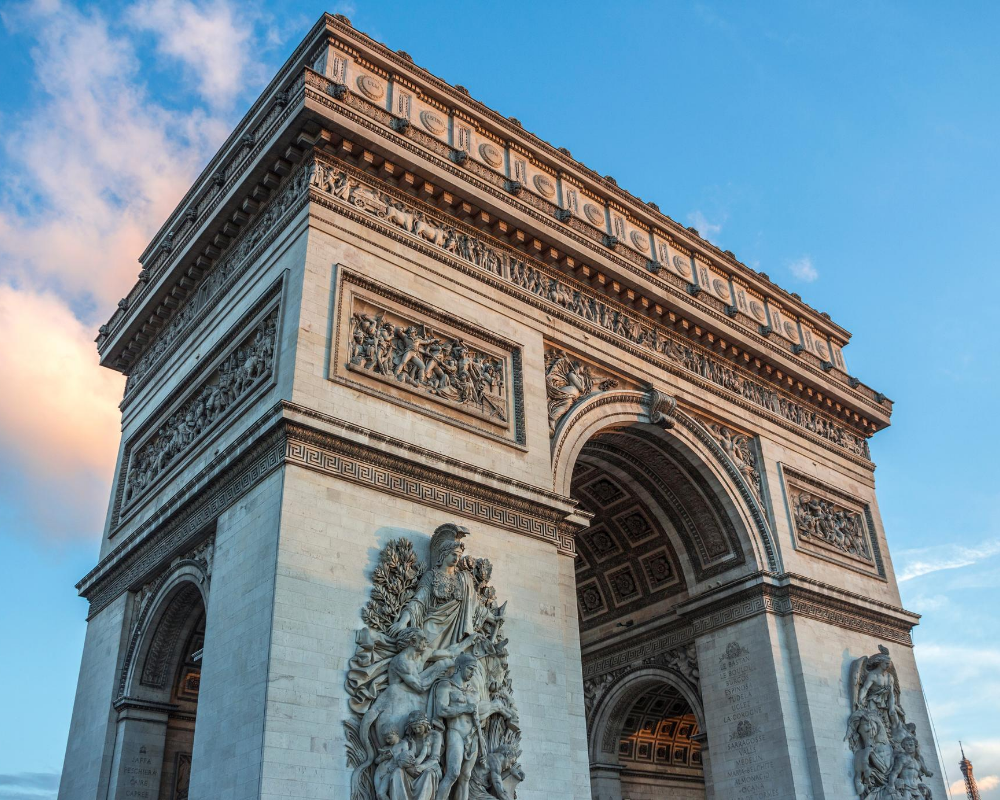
[96, 13, 894, 430]
[315, 15, 852, 345]
[581, 572, 918, 678]
[78, 401, 584, 615]
[305, 156, 879, 455]
[297, 86, 890, 427]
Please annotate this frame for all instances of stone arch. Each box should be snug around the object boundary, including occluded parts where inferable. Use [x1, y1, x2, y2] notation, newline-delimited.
[589, 666, 705, 764]
[120, 560, 210, 703]
[552, 389, 780, 575]
[588, 666, 707, 800]
[108, 552, 212, 800]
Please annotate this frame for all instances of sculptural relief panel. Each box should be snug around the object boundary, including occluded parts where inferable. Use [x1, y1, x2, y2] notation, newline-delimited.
[116, 290, 282, 519]
[782, 466, 885, 578]
[847, 645, 935, 799]
[345, 523, 524, 800]
[309, 157, 872, 461]
[333, 272, 524, 445]
[543, 346, 633, 435]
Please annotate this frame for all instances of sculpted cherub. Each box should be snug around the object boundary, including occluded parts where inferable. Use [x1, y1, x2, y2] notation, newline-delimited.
[372, 729, 415, 800]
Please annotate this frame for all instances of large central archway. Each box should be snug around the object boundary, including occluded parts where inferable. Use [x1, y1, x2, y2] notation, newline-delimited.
[556, 391, 774, 799]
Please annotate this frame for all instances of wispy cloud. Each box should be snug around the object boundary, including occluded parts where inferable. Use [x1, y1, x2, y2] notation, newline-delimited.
[951, 774, 1000, 796]
[0, 770, 60, 798]
[896, 539, 1000, 582]
[0, 0, 245, 540]
[127, 0, 260, 108]
[686, 210, 724, 241]
[789, 255, 819, 282]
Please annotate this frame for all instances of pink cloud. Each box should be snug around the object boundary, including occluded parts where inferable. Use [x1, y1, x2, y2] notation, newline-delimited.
[0, 286, 124, 540]
[0, 0, 230, 312]
[0, 0, 252, 540]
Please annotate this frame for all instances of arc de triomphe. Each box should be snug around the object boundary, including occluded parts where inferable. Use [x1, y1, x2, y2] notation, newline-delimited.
[59, 13, 945, 800]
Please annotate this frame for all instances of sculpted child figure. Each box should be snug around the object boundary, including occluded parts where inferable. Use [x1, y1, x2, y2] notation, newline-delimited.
[373, 730, 415, 800]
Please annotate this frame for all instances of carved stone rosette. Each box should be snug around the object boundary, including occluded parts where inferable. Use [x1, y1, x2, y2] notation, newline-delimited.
[345, 524, 524, 800]
[846, 645, 934, 799]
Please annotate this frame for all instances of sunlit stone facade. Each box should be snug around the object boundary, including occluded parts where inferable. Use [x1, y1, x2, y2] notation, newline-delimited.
[59, 13, 944, 800]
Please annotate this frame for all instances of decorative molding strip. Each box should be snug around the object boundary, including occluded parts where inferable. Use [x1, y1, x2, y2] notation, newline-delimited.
[101, 70, 308, 357]
[691, 413, 763, 505]
[84, 423, 285, 617]
[781, 465, 885, 579]
[676, 411, 777, 573]
[582, 580, 914, 681]
[121, 162, 309, 404]
[83, 406, 578, 616]
[308, 156, 872, 463]
[113, 281, 284, 524]
[303, 62, 890, 416]
[285, 422, 571, 553]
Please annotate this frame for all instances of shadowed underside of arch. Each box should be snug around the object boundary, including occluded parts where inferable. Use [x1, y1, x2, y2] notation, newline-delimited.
[553, 389, 779, 576]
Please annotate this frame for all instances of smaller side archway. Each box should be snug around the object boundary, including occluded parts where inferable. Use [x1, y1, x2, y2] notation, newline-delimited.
[108, 542, 213, 800]
[588, 667, 707, 800]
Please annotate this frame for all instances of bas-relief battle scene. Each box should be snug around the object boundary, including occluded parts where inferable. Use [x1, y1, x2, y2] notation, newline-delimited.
[1, 4, 996, 800]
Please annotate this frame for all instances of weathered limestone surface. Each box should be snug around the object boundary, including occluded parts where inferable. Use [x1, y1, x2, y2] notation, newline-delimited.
[58, 12, 946, 800]
[188, 469, 284, 799]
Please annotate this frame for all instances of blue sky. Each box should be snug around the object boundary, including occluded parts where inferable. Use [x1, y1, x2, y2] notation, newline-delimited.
[1, 1, 997, 797]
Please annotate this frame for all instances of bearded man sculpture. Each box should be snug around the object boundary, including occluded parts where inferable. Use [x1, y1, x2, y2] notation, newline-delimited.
[346, 524, 523, 800]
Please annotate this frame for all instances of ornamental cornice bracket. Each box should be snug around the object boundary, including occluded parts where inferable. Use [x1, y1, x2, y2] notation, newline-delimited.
[646, 387, 678, 429]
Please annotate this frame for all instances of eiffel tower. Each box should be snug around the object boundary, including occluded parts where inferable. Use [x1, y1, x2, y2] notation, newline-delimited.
[960, 742, 982, 800]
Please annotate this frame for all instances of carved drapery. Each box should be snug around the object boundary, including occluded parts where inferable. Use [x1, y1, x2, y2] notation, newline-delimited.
[795, 492, 871, 561]
[783, 467, 885, 578]
[310, 157, 871, 461]
[847, 646, 935, 799]
[345, 524, 524, 800]
[544, 348, 620, 435]
[695, 417, 763, 504]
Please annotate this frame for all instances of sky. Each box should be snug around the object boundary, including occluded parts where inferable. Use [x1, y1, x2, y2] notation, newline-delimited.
[0, 1, 997, 797]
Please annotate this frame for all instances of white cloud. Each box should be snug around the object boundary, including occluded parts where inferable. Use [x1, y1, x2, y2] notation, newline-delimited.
[686, 210, 724, 240]
[0, 0, 244, 539]
[127, 0, 260, 108]
[896, 539, 1000, 582]
[789, 255, 819, 282]
[951, 774, 1000, 796]
[0, 0, 230, 312]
